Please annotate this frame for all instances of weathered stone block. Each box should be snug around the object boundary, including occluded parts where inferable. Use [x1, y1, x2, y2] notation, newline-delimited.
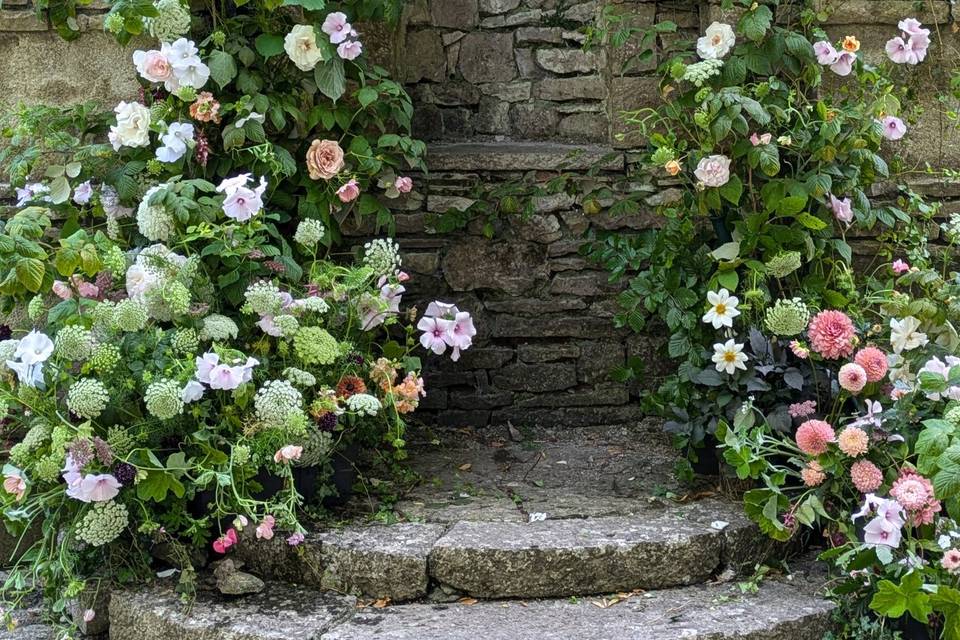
[443, 241, 550, 294]
[491, 362, 578, 392]
[474, 96, 511, 134]
[401, 29, 446, 82]
[576, 340, 625, 383]
[814, 0, 949, 24]
[481, 9, 543, 27]
[416, 82, 482, 106]
[510, 103, 559, 139]
[459, 32, 517, 83]
[430, 0, 479, 29]
[516, 26, 564, 44]
[558, 112, 608, 141]
[480, 0, 521, 13]
[608, 76, 662, 148]
[535, 48, 603, 74]
[516, 214, 562, 243]
[518, 343, 581, 362]
[549, 271, 622, 297]
[479, 81, 532, 102]
[536, 75, 606, 101]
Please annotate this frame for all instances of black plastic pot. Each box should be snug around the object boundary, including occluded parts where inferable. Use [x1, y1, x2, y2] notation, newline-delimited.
[897, 617, 932, 640]
[322, 442, 359, 507]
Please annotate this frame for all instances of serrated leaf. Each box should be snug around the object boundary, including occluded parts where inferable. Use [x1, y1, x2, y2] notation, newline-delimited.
[314, 57, 346, 102]
[15, 257, 44, 292]
[208, 50, 238, 90]
[254, 33, 285, 59]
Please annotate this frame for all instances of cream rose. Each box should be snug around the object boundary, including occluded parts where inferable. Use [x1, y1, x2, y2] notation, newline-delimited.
[306, 139, 345, 180]
[284, 24, 325, 72]
[694, 155, 732, 188]
[108, 101, 152, 151]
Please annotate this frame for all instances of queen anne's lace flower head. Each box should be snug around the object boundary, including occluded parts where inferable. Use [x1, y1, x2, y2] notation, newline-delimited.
[254, 380, 304, 430]
[136, 186, 175, 242]
[75, 500, 129, 547]
[67, 379, 110, 420]
[283, 367, 316, 388]
[764, 298, 810, 337]
[54, 326, 96, 361]
[171, 328, 199, 355]
[294, 327, 339, 366]
[200, 314, 239, 341]
[113, 299, 149, 332]
[681, 58, 724, 87]
[90, 343, 121, 374]
[294, 219, 326, 247]
[363, 238, 401, 276]
[244, 281, 285, 316]
[145, 378, 184, 419]
[765, 252, 803, 279]
[347, 393, 381, 417]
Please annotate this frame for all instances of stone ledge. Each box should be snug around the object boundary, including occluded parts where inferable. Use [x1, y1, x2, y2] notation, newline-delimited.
[428, 142, 624, 171]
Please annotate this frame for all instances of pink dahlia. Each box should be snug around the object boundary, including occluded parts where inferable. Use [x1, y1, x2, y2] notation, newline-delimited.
[808, 310, 856, 359]
[838, 363, 868, 394]
[801, 461, 827, 487]
[850, 460, 883, 493]
[943, 549, 960, 573]
[838, 426, 869, 457]
[891, 470, 942, 525]
[854, 347, 889, 382]
[796, 419, 836, 456]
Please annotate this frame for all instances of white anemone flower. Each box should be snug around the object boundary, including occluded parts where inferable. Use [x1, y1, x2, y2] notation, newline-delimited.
[702, 288, 740, 329]
[712, 339, 748, 375]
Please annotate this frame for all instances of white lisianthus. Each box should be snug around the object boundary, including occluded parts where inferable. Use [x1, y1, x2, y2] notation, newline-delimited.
[712, 339, 748, 375]
[697, 22, 736, 60]
[890, 316, 928, 354]
[108, 101, 152, 151]
[702, 289, 740, 329]
[284, 24, 325, 72]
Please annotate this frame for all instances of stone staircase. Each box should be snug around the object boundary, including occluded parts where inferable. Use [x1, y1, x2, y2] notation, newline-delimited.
[7, 424, 836, 639]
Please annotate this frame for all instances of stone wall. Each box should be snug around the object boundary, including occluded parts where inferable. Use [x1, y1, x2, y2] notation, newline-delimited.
[2, 1, 960, 429]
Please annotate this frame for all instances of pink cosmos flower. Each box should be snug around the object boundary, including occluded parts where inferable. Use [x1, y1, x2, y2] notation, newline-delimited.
[213, 528, 238, 554]
[443, 312, 476, 362]
[880, 116, 906, 141]
[828, 194, 853, 224]
[838, 426, 869, 456]
[891, 259, 909, 274]
[417, 315, 454, 355]
[322, 12, 352, 44]
[829, 51, 857, 76]
[287, 532, 305, 546]
[273, 445, 303, 464]
[854, 347, 888, 382]
[796, 419, 836, 456]
[256, 515, 276, 540]
[394, 176, 414, 194]
[839, 363, 868, 394]
[808, 310, 856, 359]
[850, 460, 883, 493]
[337, 41, 363, 61]
[3, 473, 26, 501]
[813, 40, 840, 65]
[943, 549, 960, 573]
[337, 179, 360, 203]
[52, 280, 73, 300]
[788, 400, 817, 419]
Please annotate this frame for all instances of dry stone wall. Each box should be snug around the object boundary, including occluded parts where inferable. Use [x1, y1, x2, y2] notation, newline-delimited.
[2, 1, 960, 428]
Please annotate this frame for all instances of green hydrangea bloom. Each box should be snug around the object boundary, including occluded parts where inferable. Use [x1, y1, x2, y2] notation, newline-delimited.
[294, 219, 326, 248]
[146, 0, 192, 43]
[764, 298, 811, 337]
[27, 295, 45, 323]
[102, 245, 127, 277]
[254, 380, 303, 430]
[67, 379, 110, 420]
[144, 379, 184, 420]
[283, 367, 316, 388]
[54, 325, 96, 361]
[171, 328, 199, 355]
[200, 314, 239, 342]
[765, 251, 803, 279]
[294, 327, 339, 366]
[90, 343, 122, 374]
[113, 299, 149, 332]
[75, 500, 129, 547]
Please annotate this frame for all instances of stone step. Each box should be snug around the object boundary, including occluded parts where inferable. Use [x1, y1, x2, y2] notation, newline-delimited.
[106, 570, 834, 640]
[235, 497, 769, 601]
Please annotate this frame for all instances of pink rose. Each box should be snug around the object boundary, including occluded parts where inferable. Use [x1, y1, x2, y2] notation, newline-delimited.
[133, 49, 175, 87]
[306, 139, 345, 181]
[693, 155, 731, 188]
[274, 445, 303, 464]
[337, 179, 360, 203]
[394, 176, 413, 194]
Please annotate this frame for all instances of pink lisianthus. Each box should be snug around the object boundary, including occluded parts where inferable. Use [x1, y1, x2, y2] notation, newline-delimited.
[394, 176, 414, 193]
[213, 528, 238, 554]
[273, 445, 303, 464]
[256, 515, 276, 540]
[854, 347, 889, 382]
[3, 473, 26, 501]
[880, 116, 907, 141]
[891, 259, 910, 274]
[808, 310, 856, 360]
[838, 363, 868, 394]
[796, 419, 836, 456]
[828, 194, 854, 224]
[337, 179, 360, 203]
[337, 40, 363, 61]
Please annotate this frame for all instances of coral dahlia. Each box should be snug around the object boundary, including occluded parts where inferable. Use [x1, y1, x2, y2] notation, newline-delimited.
[850, 460, 883, 493]
[796, 419, 836, 456]
[808, 310, 856, 359]
[854, 346, 889, 382]
[838, 426, 869, 457]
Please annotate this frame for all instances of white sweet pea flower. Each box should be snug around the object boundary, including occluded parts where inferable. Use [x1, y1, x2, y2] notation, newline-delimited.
[712, 339, 748, 375]
[890, 316, 928, 354]
[235, 112, 265, 128]
[697, 22, 736, 60]
[702, 289, 740, 329]
[156, 122, 194, 163]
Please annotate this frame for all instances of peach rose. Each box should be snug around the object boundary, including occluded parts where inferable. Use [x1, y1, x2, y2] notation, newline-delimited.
[306, 139, 345, 181]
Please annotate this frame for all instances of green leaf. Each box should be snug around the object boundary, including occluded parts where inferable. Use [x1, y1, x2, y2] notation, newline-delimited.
[739, 5, 774, 41]
[15, 257, 44, 293]
[48, 176, 71, 204]
[870, 572, 932, 623]
[777, 195, 807, 216]
[207, 50, 238, 90]
[282, 0, 326, 8]
[254, 34, 285, 59]
[719, 174, 743, 205]
[795, 212, 827, 230]
[711, 241, 741, 262]
[314, 57, 346, 102]
[932, 587, 960, 640]
[935, 460, 960, 501]
[356, 86, 378, 108]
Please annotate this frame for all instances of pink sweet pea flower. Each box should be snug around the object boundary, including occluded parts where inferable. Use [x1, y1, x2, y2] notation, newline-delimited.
[287, 532, 305, 546]
[892, 259, 909, 274]
[337, 179, 360, 203]
[322, 12, 352, 44]
[337, 41, 363, 61]
[443, 312, 476, 362]
[830, 51, 856, 76]
[256, 515, 276, 540]
[829, 194, 854, 224]
[394, 176, 413, 194]
[3, 473, 26, 501]
[749, 133, 772, 146]
[273, 445, 303, 464]
[813, 40, 840, 65]
[213, 528, 238, 554]
[881, 115, 907, 140]
[417, 315, 453, 355]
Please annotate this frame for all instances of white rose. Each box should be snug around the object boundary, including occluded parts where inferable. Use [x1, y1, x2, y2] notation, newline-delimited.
[697, 22, 736, 60]
[125, 263, 158, 302]
[108, 101, 152, 151]
[694, 155, 732, 188]
[284, 24, 325, 72]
